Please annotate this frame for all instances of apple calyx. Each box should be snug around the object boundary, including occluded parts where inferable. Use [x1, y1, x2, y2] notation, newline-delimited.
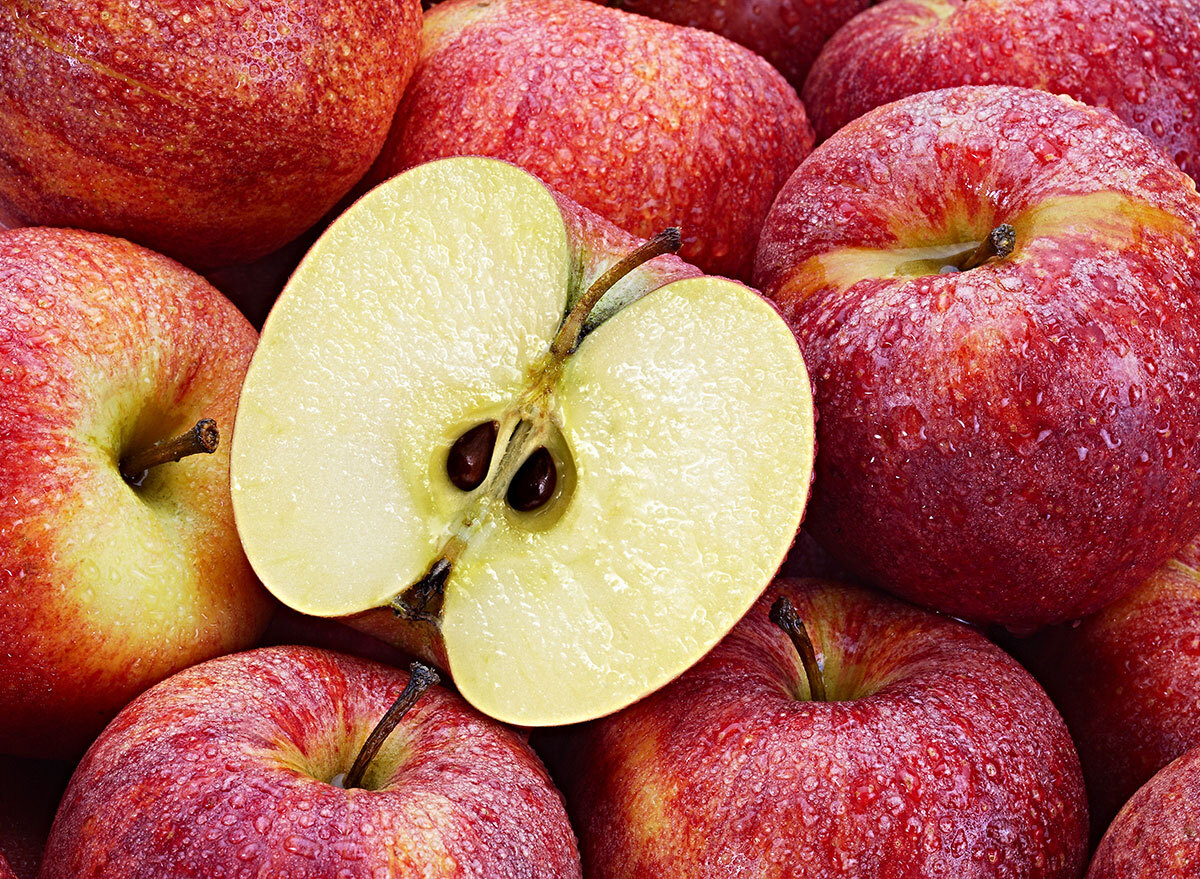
[949, 223, 1017, 273]
[119, 418, 219, 487]
[392, 228, 683, 624]
[337, 661, 440, 791]
[769, 595, 827, 702]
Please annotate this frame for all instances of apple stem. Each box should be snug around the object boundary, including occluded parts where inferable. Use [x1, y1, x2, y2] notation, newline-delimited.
[957, 223, 1016, 272]
[769, 596, 827, 702]
[549, 227, 681, 359]
[342, 661, 440, 791]
[119, 418, 219, 486]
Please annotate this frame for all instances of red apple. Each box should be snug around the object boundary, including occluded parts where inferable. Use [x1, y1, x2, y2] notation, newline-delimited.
[369, 0, 813, 281]
[0, 227, 273, 758]
[590, 0, 875, 89]
[41, 646, 582, 878]
[565, 577, 1088, 877]
[803, 0, 1200, 179]
[1014, 534, 1200, 836]
[1086, 744, 1200, 878]
[259, 606, 416, 668]
[0, 757, 72, 879]
[0, 0, 422, 269]
[755, 85, 1200, 628]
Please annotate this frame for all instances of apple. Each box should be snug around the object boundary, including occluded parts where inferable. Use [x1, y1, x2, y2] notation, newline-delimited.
[368, 0, 814, 281]
[1012, 534, 1200, 837]
[1086, 744, 1200, 878]
[0, 0, 422, 269]
[588, 0, 875, 90]
[803, 0, 1200, 179]
[754, 85, 1200, 629]
[230, 156, 817, 728]
[0, 757, 72, 879]
[562, 577, 1088, 877]
[0, 227, 274, 758]
[40, 646, 582, 878]
[259, 605, 416, 668]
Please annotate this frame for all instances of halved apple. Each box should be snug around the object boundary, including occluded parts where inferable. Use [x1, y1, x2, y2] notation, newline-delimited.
[231, 157, 815, 726]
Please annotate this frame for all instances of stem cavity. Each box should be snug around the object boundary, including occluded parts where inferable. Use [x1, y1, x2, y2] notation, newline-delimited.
[342, 661, 440, 791]
[769, 596, 827, 702]
[120, 418, 219, 486]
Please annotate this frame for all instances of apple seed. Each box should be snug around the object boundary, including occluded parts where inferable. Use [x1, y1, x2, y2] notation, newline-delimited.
[447, 420, 499, 491]
[507, 446, 557, 512]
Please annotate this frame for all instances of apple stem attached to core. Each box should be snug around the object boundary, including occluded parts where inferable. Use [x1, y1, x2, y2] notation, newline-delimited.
[549, 227, 682, 360]
[953, 223, 1016, 273]
[119, 418, 219, 486]
[340, 661, 440, 791]
[391, 229, 684, 626]
[769, 596, 827, 702]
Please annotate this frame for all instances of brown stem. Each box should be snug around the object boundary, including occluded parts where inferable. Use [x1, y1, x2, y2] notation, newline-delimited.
[343, 661, 440, 791]
[957, 223, 1016, 272]
[119, 418, 219, 486]
[769, 596, 827, 702]
[392, 557, 452, 622]
[549, 227, 681, 359]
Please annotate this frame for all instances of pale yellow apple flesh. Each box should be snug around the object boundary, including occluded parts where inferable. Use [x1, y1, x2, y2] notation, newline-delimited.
[231, 157, 815, 725]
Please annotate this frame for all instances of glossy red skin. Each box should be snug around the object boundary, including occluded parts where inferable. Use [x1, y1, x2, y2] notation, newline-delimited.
[41, 647, 581, 879]
[371, 0, 813, 281]
[567, 578, 1087, 878]
[0, 0, 421, 270]
[755, 86, 1200, 628]
[0, 757, 72, 879]
[1016, 536, 1200, 838]
[0, 228, 273, 758]
[592, 0, 875, 89]
[803, 0, 1200, 178]
[0, 855, 15, 879]
[1087, 745, 1200, 878]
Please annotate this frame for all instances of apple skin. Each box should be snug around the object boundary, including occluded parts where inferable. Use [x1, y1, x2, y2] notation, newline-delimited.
[0, 227, 274, 759]
[1086, 745, 1200, 879]
[803, 0, 1200, 179]
[590, 0, 875, 90]
[563, 577, 1087, 878]
[0, 0, 422, 270]
[259, 606, 417, 669]
[41, 646, 582, 878]
[1013, 535, 1200, 838]
[369, 0, 813, 281]
[0, 757, 72, 879]
[754, 85, 1200, 629]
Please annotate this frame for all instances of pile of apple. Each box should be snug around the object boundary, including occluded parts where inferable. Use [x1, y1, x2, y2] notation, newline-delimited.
[2, 0, 1200, 877]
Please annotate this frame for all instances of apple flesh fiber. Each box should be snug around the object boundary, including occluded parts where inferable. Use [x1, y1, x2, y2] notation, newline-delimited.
[231, 156, 817, 728]
[0, 227, 273, 758]
[755, 85, 1200, 629]
[803, 0, 1200, 178]
[563, 578, 1088, 878]
[1014, 533, 1200, 838]
[0, 0, 422, 269]
[369, 0, 814, 281]
[40, 646, 582, 878]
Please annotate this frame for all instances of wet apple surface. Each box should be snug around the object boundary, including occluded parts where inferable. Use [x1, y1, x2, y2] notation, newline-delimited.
[756, 86, 1200, 628]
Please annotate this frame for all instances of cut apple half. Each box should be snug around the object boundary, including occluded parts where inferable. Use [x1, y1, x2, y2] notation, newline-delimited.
[231, 157, 815, 725]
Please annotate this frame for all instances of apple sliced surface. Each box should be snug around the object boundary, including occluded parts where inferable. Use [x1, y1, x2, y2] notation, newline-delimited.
[231, 157, 815, 725]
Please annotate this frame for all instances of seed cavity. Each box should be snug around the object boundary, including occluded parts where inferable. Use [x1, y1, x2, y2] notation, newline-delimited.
[507, 446, 557, 512]
[446, 421, 498, 491]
